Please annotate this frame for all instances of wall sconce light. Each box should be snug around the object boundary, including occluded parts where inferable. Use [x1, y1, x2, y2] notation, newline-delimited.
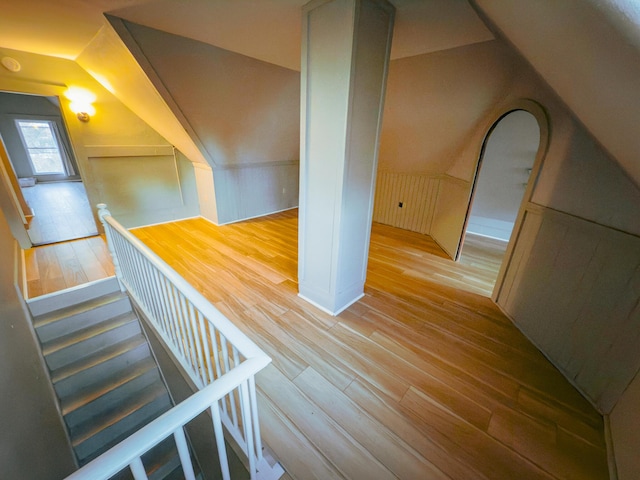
[1, 56, 21, 73]
[64, 87, 96, 122]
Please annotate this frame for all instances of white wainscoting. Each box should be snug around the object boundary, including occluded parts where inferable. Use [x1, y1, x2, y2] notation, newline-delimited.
[214, 160, 299, 224]
[497, 203, 640, 413]
[373, 171, 440, 234]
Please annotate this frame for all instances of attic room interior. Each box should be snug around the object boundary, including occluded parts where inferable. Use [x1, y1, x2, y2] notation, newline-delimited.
[1, 0, 640, 479]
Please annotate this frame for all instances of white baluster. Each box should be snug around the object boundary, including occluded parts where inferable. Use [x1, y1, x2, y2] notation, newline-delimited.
[174, 427, 196, 480]
[211, 403, 231, 480]
[249, 375, 263, 461]
[129, 457, 148, 480]
[240, 380, 257, 480]
[220, 337, 238, 428]
[188, 303, 207, 385]
[197, 310, 215, 384]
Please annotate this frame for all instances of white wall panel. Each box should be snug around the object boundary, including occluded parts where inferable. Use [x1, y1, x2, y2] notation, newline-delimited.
[498, 204, 640, 413]
[373, 171, 440, 234]
[214, 161, 299, 225]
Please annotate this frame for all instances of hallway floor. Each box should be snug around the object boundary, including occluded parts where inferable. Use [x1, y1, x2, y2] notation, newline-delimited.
[24, 234, 114, 298]
[21, 181, 98, 246]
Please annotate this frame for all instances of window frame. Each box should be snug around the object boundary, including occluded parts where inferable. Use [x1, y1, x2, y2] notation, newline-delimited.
[14, 118, 74, 177]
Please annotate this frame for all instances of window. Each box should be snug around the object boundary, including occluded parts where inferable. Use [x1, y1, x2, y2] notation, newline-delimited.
[16, 119, 67, 175]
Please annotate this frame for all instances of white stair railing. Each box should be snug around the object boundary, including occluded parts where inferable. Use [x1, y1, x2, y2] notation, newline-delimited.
[65, 359, 268, 480]
[66, 204, 280, 480]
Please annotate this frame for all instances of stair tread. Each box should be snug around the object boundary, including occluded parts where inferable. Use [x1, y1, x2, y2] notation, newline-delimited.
[42, 311, 138, 357]
[60, 355, 158, 416]
[51, 334, 148, 384]
[145, 437, 181, 480]
[34, 291, 128, 329]
[107, 437, 181, 480]
[76, 391, 172, 465]
[72, 381, 170, 447]
[65, 367, 162, 430]
[164, 463, 191, 480]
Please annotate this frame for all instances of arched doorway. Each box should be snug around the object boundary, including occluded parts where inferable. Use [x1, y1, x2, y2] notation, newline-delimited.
[458, 106, 546, 295]
[466, 110, 540, 241]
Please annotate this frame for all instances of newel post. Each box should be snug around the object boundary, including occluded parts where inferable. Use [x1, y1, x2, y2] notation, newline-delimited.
[97, 203, 125, 292]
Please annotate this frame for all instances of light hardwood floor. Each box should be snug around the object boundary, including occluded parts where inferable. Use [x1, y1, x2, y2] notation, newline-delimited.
[24, 210, 608, 479]
[122, 210, 608, 480]
[21, 181, 98, 245]
[24, 234, 114, 298]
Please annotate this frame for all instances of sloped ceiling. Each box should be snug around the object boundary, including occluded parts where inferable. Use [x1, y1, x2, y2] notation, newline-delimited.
[471, 0, 640, 187]
[4, 0, 639, 186]
[0, 0, 493, 69]
[0, 0, 493, 167]
[0, 0, 146, 59]
[107, 0, 494, 70]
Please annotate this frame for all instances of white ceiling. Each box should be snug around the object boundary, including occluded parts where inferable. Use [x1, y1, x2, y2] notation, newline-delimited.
[0, 0, 493, 70]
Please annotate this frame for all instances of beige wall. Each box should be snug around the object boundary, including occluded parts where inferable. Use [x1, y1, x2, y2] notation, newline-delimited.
[379, 40, 517, 176]
[118, 20, 300, 168]
[611, 370, 640, 480]
[490, 53, 640, 417]
[376, 40, 520, 248]
[0, 46, 200, 228]
[0, 208, 76, 478]
[111, 19, 300, 224]
[85, 145, 199, 228]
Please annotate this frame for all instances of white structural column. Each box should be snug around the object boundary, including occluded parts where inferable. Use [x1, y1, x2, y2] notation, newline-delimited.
[298, 0, 395, 315]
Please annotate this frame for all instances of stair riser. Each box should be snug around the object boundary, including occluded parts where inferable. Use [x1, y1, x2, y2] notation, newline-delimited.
[75, 393, 172, 465]
[54, 341, 151, 399]
[28, 277, 120, 317]
[36, 297, 132, 343]
[66, 368, 163, 430]
[45, 320, 142, 371]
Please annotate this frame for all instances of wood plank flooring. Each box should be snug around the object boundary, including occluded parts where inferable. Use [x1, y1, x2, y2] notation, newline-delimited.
[24, 235, 114, 298]
[126, 210, 608, 480]
[21, 181, 98, 245]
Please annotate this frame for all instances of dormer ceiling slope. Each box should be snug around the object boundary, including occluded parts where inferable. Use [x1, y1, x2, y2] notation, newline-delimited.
[0, 0, 494, 67]
[0, 0, 494, 167]
[471, 0, 640, 188]
[3, 0, 639, 184]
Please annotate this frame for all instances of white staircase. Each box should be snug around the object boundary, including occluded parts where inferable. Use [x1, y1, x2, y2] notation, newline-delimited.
[28, 277, 196, 479]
